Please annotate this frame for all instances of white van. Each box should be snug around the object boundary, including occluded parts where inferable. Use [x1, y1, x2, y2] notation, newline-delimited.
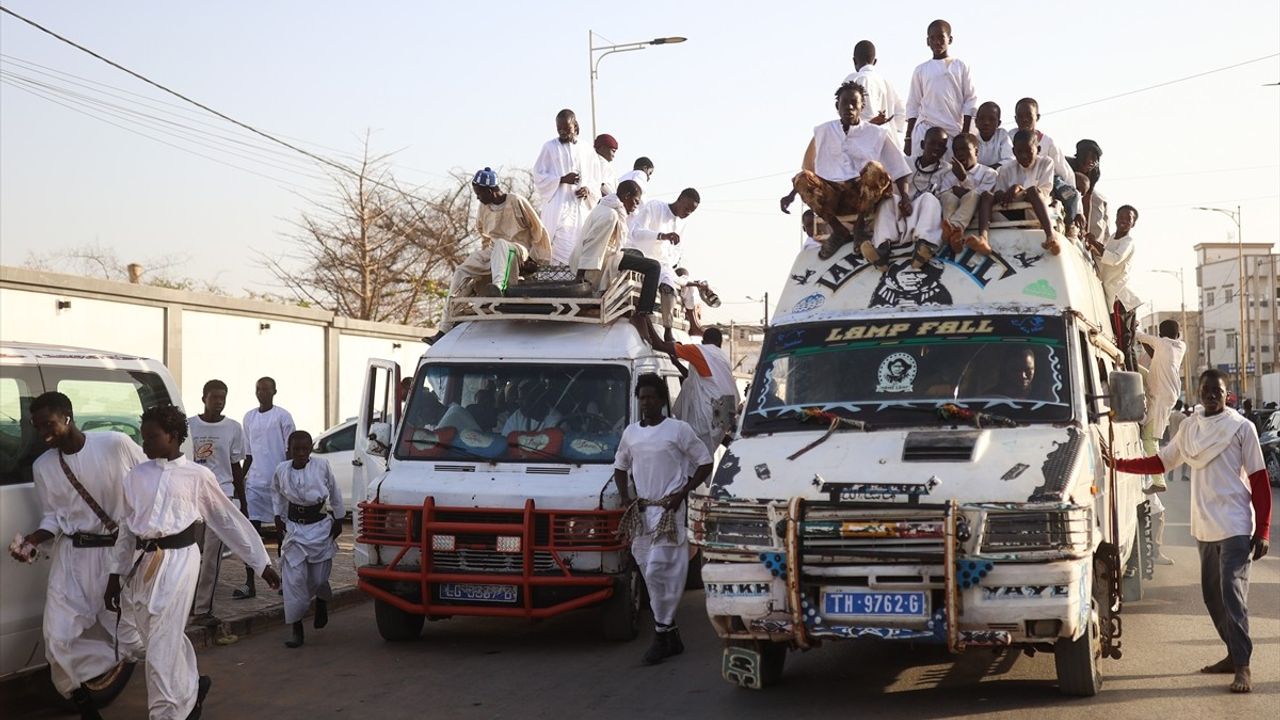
[691, 216, 1150, 696]
[0, 342, 182, 703]
[351, 275, 687, 642]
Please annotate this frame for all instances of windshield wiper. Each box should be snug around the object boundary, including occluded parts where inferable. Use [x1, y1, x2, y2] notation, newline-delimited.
[936, 403, 1018, 428]
[787, 407, 872, 460]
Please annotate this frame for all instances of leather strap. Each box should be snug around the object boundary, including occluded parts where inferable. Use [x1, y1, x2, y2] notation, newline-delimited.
[58, 451, 118, 534]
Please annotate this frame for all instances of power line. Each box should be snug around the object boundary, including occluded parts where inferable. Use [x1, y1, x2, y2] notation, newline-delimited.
[1044, 53, 1280, 115]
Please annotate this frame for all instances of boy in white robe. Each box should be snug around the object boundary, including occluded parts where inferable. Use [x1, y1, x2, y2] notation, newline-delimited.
[904, 19, 977, 160]
[976, 129, 1061, 256]
[1089, 205, 1142, 367]
[973, 101, 1012, 168]
[272, 430, 344, 648]
[940, 132, 997, 252]
[634, 317, 741, 456]
[1013, 98, 1083, 239]
[844, 40, 906, 147]
[1137, 320, 1188, 489]
[238, 376, 294, 598]
[1108, 369, 1271, 694]
[188, 379, 246, 627]
[568, 181, 662, 316]
[613, 375, 713, 665]
[779, 81, 912, 261]
[626, 189, 701, 330]
[533, 109, 598, 264]
[107, 405, 278, 720]
[862, 126, 947, 272]
[10, 392, 144, 720]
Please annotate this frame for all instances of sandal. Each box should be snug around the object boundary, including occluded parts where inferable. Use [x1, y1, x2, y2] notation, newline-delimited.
[911, 239, 935, 269]
[859, 240, 890, 273]
[231, 584, 256, 600]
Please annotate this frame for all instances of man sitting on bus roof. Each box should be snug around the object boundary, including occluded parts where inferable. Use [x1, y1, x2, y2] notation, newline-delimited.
[569, 180, 662, 317]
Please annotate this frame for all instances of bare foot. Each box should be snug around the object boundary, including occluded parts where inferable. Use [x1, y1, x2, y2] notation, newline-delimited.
[1200, 656, 1233, 674]
[964, 234, 992, 256]
[859, 240, 889, 273]
[1042, 233, 1061, 256]
[1230, 666, 1251, 693]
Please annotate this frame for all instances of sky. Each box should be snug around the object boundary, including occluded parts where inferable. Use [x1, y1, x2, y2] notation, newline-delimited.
[1, 0, 1278, 327]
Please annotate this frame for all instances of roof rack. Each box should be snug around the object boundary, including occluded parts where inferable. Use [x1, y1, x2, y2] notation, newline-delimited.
[444, 268, 688, 331]
[813, 200, 1067, 239]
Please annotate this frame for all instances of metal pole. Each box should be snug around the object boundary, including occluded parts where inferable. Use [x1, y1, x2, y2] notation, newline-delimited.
[1237, 205, 1247, 402]
[729, 320, 737, 371]
[763, 292, 769, 327]
[1180, 268, 1190, 399]
[588, 31, 597, 140]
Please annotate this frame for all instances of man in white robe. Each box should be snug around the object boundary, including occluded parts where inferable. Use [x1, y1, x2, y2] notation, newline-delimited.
[904, 20, 977, 160]
[272, 431, 344, 648]
[1137, 320, 1188, 490]
[844, 40, 906, 147]
[626, 188, 701, 330]
[617, 157, 654, 194]
[239, 376, 294, 598]
[533, 109, 598, 264]
[1090, 205, 1142, 366]
[10, 392, 144, 719]
[435, 167, 553, 337]
[613, 375, 713, 665]
[568, 181, 662, 316]
[107, 405, 278, 720]
[588, 133, 619, 197]
[634, 316, 741, 456]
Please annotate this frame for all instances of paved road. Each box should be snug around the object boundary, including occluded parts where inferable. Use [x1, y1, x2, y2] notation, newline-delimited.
[7, 478, 1276, 719]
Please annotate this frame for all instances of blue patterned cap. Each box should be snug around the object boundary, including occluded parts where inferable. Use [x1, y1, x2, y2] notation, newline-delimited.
[472, 167, 499, 187]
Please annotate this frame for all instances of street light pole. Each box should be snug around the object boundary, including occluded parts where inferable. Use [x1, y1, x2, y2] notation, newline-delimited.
[588, 32, 686, 139]
[1194, 205, 1247, 401]
[747, 293, 769, 327]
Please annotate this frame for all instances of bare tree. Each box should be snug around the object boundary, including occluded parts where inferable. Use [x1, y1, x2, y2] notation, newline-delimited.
[261, 137, 503, 326]
[24, 241, 225, 294]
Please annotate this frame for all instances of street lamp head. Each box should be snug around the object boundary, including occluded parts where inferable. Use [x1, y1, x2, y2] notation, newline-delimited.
[650, 36, 687, 45]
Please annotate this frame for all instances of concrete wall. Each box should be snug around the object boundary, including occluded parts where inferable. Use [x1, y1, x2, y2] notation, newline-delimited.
[0, 266, 429, 435]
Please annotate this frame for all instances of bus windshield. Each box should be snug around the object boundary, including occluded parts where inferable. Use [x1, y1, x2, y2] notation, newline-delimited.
[396, 362, 630, 464]
[743, 314, 1073, 433]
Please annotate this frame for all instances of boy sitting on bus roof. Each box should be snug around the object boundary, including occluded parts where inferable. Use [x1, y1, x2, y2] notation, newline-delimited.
[940, 133, 996, 253]
[974, 129, 1061, 256]
[860, 126, 946, 272]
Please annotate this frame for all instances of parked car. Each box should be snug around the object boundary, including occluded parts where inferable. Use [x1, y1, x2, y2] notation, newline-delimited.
[1, 342, 182, 704]
[1259, 411, 1280, 487]
[313, 418, 357, 514]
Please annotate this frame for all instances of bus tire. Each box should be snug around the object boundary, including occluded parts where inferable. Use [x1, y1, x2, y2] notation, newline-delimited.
[1055, 601, 1103, 697]
[600, 565, 642, 641]
[374, 598, 425, 642]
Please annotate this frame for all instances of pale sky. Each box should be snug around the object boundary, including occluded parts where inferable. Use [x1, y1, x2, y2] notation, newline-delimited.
[2, 0, 1277, 327]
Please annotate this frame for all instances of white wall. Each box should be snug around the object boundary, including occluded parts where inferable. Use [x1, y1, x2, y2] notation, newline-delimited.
[0, 287, 164, 359]
[336, 334, 425, 422]
[181, 311, 327, 434]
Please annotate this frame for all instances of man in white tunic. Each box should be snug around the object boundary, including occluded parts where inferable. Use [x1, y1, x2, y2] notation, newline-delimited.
[239, 376, 294, 598]
[10, 392, 144, 719]
[187, 379, 245, 626]
[626, 188, 701, 330]
[904, 19, 977, 160]
[617, 157, 654, 194]
[272, 430, 344, 648]
[1136, 320, 1188, 490]
[569, 180, 663, 316]
[634, 317, 741, 456]
[434, 167, 553, 337]
[844, 40, 906, 147]
[107, 405, 279, 719]
[613, 375, 713, 665]
[588, 133, 619, 197]
[1109, 369, 1271, 694]
[779, 81, 911, 261]
[533, 109, 598, 264]
[1089, 205, 1142, 367]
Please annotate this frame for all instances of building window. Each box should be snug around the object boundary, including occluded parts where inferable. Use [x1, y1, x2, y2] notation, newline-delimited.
[1226, 331, 1237, 349]
[1206, 290, 1215, 307]
[1225, 287, 1234, 304]
[1207, 334, 1217, 351]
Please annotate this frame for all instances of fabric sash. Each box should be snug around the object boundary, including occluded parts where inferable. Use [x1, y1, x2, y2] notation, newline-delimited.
[58, 451, 118, 534]
[1180, 408, 1246, 470]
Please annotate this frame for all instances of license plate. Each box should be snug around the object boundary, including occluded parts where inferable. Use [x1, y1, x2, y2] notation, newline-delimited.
[823, 590, 927, 617]
[438, 583, 518, 603]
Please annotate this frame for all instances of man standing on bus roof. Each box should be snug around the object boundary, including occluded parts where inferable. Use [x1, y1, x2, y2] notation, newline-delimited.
[9, 392, 144, 720]
[1106, 368, 1271, 694]
[613, 374, 713, 665]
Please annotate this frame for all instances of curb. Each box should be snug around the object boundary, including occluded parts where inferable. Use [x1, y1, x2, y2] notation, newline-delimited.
[186, 585, 367, 650]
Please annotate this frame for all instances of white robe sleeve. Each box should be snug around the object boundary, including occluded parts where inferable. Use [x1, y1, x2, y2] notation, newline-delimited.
[532, 141, 562, 202]
[628, 202, 661, 243]
[905, 65, 923, 120]
[281, 411, 296, 452]
[200, 468, 271, 575]
[960, 60, 978, 118]
[242, 411, 255, 459]
[1101, 236, 1133, 268]
[878, 130, 912, 181]
[516, 195, 552, 262]
[230, 422, 245, 464]
[110, 472, 138, 576]
[271, 463, 287, 520]
[34, 466, 62, 536]
[323, 459, 344, 518]
[679, 422, 714, 469]
[613, 429, 634, 473]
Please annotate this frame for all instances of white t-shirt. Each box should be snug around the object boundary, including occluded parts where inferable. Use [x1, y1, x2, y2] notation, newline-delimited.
[188, 415, 245, 497]
[843, 64, 906, 145]
[905, 57, 978, 134]
[243, 405, 295, 488]
[977, 127, 1013, 168]
[1100, 231, 1141, 311]
[996, 155, 1054, 196]
[1135, 330, 1187, 408]
[614, 417, 713, 503]
[1159, 408, 1265, 542]
[812, 119, 911, 183]
[940, 162, 997, 195]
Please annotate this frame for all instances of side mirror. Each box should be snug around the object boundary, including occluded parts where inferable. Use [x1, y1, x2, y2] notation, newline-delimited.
[1108, 371, 1146, 424]
[368, 422, 392, 458]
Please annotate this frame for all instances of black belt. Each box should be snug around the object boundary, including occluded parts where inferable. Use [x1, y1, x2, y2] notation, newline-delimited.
[135, 523, 198, 552]
[287, 502, 328, 524]
[71, 531, 118, 548]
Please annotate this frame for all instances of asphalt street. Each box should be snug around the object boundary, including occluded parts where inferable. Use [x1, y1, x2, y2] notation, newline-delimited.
[6, 477, 1276, 719]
